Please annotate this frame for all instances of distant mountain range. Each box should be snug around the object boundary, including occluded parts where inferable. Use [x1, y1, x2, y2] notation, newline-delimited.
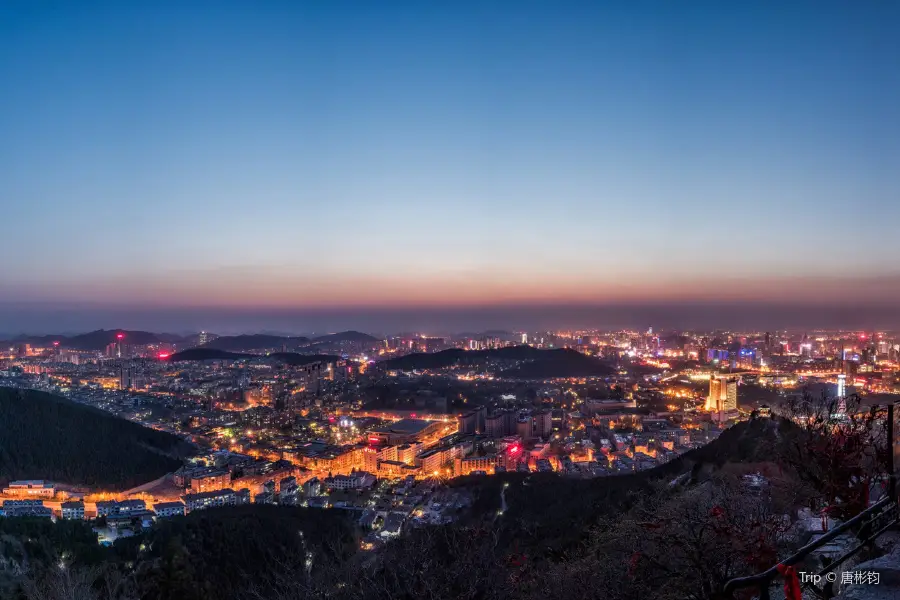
[168, 348, 340, 365]
[268, 352, 341, 366]
[379, 345, 616, 379]
[8, 329, 183, 351]
[380, 345, 543, 370]
[168, 348, 252, 362]
[310, 330, 381, 344]
[197, 334, 310, 352]
[4, 329, 381, 352]
[193, 331, 380, 352]
[498, 349, 616, 379]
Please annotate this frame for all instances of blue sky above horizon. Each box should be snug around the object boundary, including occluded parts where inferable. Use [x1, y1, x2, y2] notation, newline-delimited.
[1, 1, 899, 332]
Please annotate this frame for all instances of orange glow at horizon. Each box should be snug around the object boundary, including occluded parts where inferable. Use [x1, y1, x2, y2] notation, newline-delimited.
[15, 269, 900, 310]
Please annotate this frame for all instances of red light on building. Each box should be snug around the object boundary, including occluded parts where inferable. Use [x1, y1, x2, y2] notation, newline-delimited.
[508, 445, 520, 455]
[116, 333, 125, 340]
[158, 352, 170, 359]
[368, 437, 381, 444]
[53, 341, 60, 347]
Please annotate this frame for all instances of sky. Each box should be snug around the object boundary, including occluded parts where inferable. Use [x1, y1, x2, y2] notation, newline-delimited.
[1, 1, 899, 334]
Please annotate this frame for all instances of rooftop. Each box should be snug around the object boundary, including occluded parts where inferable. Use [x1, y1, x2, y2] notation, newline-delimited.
[369, 418, 434, 435]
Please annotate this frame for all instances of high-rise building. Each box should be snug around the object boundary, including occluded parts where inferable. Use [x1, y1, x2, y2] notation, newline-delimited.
[516, 418, 533, 440]
[532, 410, 552, 440]
[836, 374, 847, 415]
[485, 409, 517, 438]
[120, 364, 134, 391]
[475, 405, 486, 434]
[705, 375, 738, 413]
[457, 410, 478, 435]
[198, 331, 210, 346]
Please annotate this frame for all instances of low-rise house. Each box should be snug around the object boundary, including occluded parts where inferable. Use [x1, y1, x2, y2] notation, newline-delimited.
[153, 501, 186, 518]
[183, 489, 239, 512]
[61, 501, 85, 520]
[380, 512, 405, 538]
[95, 500, 119, 517]
[0, 504, 53, 519]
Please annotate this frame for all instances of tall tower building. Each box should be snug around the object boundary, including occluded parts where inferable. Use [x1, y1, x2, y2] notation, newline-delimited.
[120, 364, 133, 391]
[836, 374, 847, 415]
[532, 410, 552, 440]
[706, 375, 738, 413]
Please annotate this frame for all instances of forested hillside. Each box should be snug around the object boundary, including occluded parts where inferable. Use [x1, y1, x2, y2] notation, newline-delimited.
[0, 388, 190, 490]
[4, 413, 883, 600]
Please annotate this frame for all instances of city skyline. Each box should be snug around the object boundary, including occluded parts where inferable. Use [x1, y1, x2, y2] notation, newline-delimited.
[2, 1, 899, 332]
[4, 3, 900, 598]
[2, 301, 900, 338]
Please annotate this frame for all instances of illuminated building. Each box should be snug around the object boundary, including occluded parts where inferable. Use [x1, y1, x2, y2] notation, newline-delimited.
[454, 454, 501, 476]
[705, 375, 738, 420]
[532, 410, 553, 440]
[324, 472, 376, 490]
[582, 398, 636, 415]
[516, 417, 533, 440]
[94, 499, 147, 518]
[397, 442, 424, 465]
[153, 501, 186, 518]
[190, 470, 231, 493]
[198, 331, 210, 346]
[0, 502, 52, 519]
[485, 410, 516, 437]
[457, 410, 478, 435]
[293, 442, 361, 473]
[416, 337, 445, 353]
[182, 488, 249, 513]
[836, 374, 847, 415]
[707, 348, 729, 362]
[119, 364, 134, 390]
[2, 480, 55, 498]
[377, 460, 418, 477]
[416, 447, 449, 473]
[61, 501, 85, 520]
[368, 419, 444, 445]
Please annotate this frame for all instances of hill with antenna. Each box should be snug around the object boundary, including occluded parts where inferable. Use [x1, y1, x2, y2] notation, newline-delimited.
[312, 330, 381, 344]
[198, 334, 309, 352]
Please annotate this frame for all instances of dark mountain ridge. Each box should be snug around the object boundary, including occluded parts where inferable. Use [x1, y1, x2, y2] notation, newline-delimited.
[168, 349, 340, 366]
[268, 352, 342, 366]
[168, 348, 252, 362]
[2, 418, 787, 600]
[0, 388, 192, 490]
[380, 345, 616, 378]
[311, 330, 381, 344]
[9, 329, 184, 350]
[198, 334, 310, 352]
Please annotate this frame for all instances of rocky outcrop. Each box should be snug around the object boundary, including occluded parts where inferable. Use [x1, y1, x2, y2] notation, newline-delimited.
[836, 532, 900, 599]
